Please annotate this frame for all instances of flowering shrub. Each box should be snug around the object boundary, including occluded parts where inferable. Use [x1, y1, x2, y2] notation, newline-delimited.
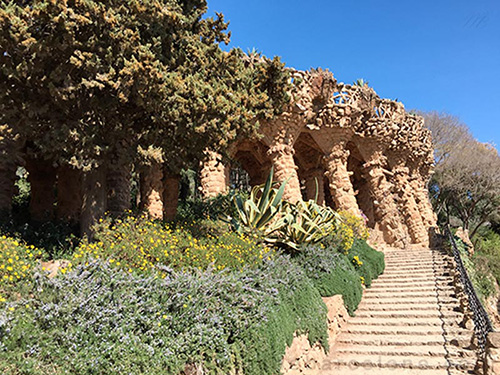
[0, 235, 42, 287]
[0, 256, 327, 375]
[73, 215, 271, 273]
[339, 211, 370, 241]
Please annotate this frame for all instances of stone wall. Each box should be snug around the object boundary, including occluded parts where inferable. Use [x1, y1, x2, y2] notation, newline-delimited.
[200, 68, 437, 247]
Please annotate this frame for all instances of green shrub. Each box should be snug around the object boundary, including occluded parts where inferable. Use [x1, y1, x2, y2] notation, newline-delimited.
[176, 192, 240, 224]
[293, 244, 363, 315]
[347, 239, 385, 287]
[0, 255, 328, 375]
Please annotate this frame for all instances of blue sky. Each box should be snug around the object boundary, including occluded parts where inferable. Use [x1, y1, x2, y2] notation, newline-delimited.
[208, 0, 500, 148]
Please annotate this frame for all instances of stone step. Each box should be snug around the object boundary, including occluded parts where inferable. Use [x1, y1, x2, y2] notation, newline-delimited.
[377, 274, 452, 281]
[353, 311, 463, 319]
[364, 288, 455, 296]
[362, 292, 457, 300]
[383, 268, 450, 274]
[336, 332, 448, 346]
[358, 297, 459, 306]
[344, 325, 467, 336]
[328, 353, 476, 371]
[347, 317, 460, 327]
[370, 281, 453, 288]
[332, 344, 472, 358]
[356, 304, 461, 313]
[319, 366, 466, 375]
[364, 286, 455, 294]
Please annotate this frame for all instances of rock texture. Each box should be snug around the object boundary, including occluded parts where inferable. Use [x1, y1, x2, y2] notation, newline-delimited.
[485, 332, 500, 375]
[140, 162, 164, 220]
[200, 68, 437, 247]
[282, 295, 348, 375]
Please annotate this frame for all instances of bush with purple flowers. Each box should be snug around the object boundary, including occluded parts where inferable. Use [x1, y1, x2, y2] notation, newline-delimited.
[0, 254, 327, 375]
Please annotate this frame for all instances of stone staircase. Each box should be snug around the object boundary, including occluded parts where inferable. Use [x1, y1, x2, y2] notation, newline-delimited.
[323, 247, 479, 374]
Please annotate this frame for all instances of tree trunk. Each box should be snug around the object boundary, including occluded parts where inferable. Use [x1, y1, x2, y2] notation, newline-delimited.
[25, 157, 57, 222]
[106, 158, 132, 217]
[139, 162, 164, 220]
[80, 166, 107, 238]
[0, 164, 16, 219]
[56, 165, 83, 223]
[163, 173, 180, 221]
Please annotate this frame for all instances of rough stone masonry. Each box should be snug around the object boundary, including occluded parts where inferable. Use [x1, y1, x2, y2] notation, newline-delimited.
[199, 68, 437, 247]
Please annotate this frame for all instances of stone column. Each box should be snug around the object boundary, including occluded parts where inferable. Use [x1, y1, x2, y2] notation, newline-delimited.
[25, 157, 57, 222]
[139, 162, 163, 220]
[360, 149, 407, 246]
[485, 332, 500, 375]
[200, 151, 228, 199]
[163, 173, 180, 221]
[303, 168, 325, 204]
[80, 166, 107, 238]
[324, 143, 360, 215]
[392, 161, 429, 245]
[268, 144, 302, 203]
[410, 168, 438, 229]
[56, 165, 83, 223]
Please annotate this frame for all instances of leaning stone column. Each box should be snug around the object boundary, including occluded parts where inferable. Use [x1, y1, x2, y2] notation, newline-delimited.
[200, 151, 228, 199]
[392, 159, 429, 245]
[56, 165, 83, 223]
[139, 162, 164, 220]
[303, 168, 325, 204]
[25, 157, 57, 222]
[409, 167, 438, 229]
[268, 144, 302, 203]
[324, 143, 360, 215]
[80, 166, 107, 238]
[485, 332, 500, 375]
[360, 149, 407, 246]
[163, 173, 180, 221]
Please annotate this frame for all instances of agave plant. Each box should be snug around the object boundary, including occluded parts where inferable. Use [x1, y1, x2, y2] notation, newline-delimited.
[229, 168, 289, 243]
[278, 199, 340, 252]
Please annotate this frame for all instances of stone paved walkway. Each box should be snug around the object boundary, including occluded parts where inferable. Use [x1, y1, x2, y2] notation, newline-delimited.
[321, 247, 479, 374]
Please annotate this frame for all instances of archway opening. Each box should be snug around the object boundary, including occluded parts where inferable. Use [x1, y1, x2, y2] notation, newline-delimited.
[294, 133, 326, 204]
[346, 141, 376, 228]
[230, 140, 271, 192]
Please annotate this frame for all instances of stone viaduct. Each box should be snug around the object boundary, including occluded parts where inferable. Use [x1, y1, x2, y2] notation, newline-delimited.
[200, 69, 437, 247]
[0, 68, 437, 246]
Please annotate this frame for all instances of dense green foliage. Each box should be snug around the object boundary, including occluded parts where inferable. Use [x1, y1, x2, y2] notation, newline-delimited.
[295, 245, 360, 315]
[454, 236, 496, 301]
[347, 239, 385, 287]
[0, 0, 290, 171]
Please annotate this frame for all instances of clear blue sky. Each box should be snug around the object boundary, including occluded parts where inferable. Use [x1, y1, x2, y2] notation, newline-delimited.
[208, 0, 500, 148]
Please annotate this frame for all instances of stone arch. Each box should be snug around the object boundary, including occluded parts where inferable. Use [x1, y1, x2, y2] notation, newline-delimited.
[293, 133, 326, 204]
[231, 140, 272, 188]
